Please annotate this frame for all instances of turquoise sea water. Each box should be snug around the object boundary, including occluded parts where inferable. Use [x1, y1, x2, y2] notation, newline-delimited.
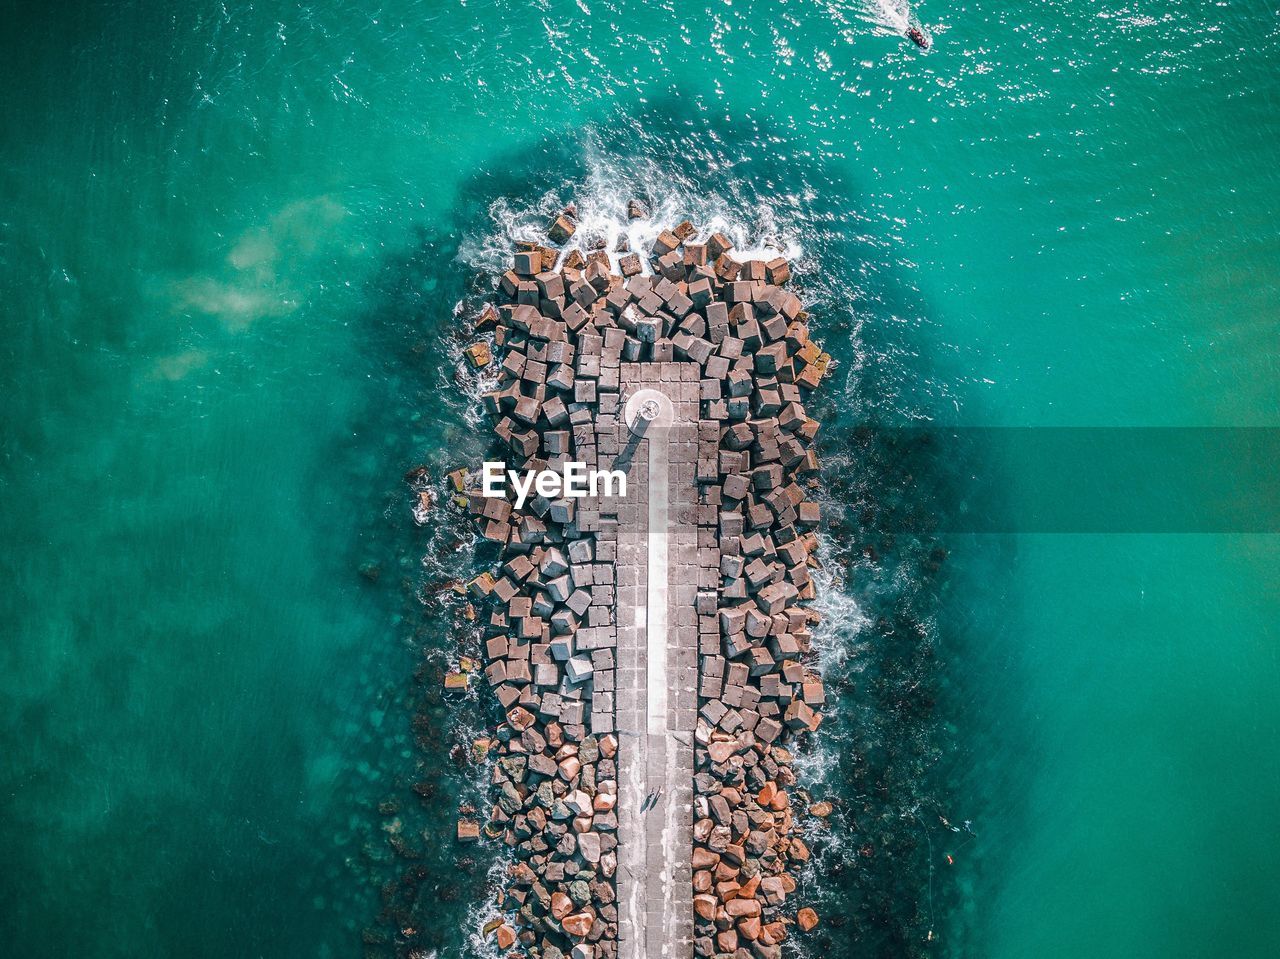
[2, 2, 1278, 957]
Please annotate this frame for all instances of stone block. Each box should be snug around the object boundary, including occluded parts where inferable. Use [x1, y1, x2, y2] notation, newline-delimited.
[652, 230, 680, 256]
[514, 250, 540, 276]
[566, 656, 594, 684]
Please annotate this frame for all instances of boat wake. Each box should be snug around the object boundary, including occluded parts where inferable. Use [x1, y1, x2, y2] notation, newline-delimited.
[847, 0, 931, 48]
[861, 0, 912, 34]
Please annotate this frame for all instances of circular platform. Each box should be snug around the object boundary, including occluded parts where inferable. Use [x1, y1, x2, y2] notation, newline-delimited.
[624, 388, 674, 437]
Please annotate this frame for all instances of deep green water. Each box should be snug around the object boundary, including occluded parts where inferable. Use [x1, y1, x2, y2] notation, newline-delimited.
[3, 1, 1278, 957]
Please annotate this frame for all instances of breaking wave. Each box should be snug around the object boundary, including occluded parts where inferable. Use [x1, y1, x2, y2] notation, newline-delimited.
[459, 144, 805, 280]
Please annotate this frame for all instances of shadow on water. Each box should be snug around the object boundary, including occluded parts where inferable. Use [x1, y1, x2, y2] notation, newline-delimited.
[329, 223, 502, 956]
[344, 95, 1014, 959]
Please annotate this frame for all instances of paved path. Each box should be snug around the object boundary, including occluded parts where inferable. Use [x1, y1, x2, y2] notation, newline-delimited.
[611, 362, 706, 959]
[624, 387, 675, 737]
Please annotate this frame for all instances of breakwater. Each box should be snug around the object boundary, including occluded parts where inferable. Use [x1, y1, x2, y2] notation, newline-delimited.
[452, 200, 830, 959]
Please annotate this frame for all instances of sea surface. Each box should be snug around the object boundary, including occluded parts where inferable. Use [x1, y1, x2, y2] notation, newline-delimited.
[2, 1, 1278, 957]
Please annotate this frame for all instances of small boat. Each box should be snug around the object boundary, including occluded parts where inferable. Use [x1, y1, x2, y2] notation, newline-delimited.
[907, 26, 930, 50]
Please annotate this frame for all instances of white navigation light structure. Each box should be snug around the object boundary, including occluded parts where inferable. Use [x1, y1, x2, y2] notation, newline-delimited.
[624, 388, 674, 438]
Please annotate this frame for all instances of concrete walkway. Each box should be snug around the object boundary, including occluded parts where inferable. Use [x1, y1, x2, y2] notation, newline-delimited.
[625, 388, 675, 738]
[612, 363, 705, 959]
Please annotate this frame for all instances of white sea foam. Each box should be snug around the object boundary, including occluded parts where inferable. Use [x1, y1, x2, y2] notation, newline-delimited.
[811, 561, 873, 675]
[450, 298, 500, 431]
[459, 148, 806, 282]
[791, 555, 872, 794]
[463, 846, 513, 959]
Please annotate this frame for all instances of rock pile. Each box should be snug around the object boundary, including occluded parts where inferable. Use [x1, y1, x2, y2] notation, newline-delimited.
[456, 201, 829, 959]
[680, 243, 828, 959]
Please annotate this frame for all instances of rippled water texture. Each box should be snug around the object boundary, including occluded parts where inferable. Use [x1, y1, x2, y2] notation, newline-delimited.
[2, 2, 1278, 958]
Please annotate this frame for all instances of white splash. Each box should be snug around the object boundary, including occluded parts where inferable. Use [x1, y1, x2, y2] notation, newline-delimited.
[459, 148, 806, 281]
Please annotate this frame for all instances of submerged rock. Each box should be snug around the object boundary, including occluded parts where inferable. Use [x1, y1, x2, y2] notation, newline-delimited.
[411, 489, 434, 526]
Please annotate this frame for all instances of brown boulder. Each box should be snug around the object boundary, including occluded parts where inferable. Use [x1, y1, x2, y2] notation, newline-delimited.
[708, 740, 736, 764]
[551, 891, 574, 920]
[759, 876, 787, 905]
[714, 860, 739, 882]
[691, 847, 721, 869]
[762, 920, 787, 944]
[578, 831, 602, 863]
[796, 907, 819, 932]
[547, 721, 565, 748]
[709, 794, 732, 825]
[562, 911, 594, 938]
[693, 894, 718, 920]
[715, 880, 741, 901]
[507, 706, 536, 731]
[495, 924, 517, 949]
